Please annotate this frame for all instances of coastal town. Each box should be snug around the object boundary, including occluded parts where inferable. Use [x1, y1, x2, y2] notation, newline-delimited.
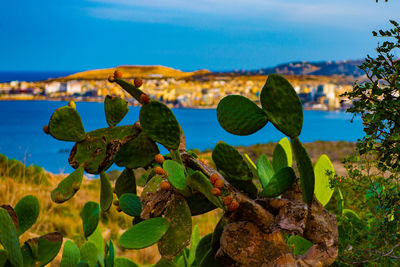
[0, 65, 357, 110]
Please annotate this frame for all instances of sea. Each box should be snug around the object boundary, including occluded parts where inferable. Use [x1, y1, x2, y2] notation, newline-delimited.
[0, 100, 363, 174]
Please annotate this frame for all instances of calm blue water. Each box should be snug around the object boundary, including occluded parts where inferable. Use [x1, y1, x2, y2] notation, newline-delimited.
[0, 71, 77, 82]
[0, 101, 363, 174]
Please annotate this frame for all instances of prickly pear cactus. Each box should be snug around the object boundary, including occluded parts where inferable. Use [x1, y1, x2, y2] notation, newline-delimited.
[43, 71, 338, 266]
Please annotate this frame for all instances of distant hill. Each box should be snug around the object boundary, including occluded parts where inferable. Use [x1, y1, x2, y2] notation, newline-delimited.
[56, 65, 211, 81]
[248, 60, 364, 77]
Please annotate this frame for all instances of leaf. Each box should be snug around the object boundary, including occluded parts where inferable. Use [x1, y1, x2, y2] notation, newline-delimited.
[82, 201, 100, 239]
[51, 166, 84, 203]
[139, 101, 181, 150]
[141, 174, 164, 197]
[272, 137, 292, 172]
[188, 171, 224, 209]
[115, 257, 139, 267]
[217, 95, 268, 135]
[243, 153, 259, 181]
[0, 250, 7, 267]
[115, 168, 136, 198]
[188, 225, 200, 266]
[105, 240, 115, 267]
[257, 154, 274, 188]
[35, 232, 63, 266]
[286, 235, 313, 256]
[48, 106, 86, 141]
[80, 241, 99, 267]
[337, 188, 344, 215]
[260, 74, 303, 138]
[199, 249, 224, 267]
[60, 240, 80, 267]
[154, 259, 177, 267]
[291, 137, 315, 204]
[119, 217, 170, 249]
[158, 195, 192, 260]
[195, 233, 212, 265]
[114, 78, 145, 102]
[119, 194, 142, 217]
[0, 208, 23, 267]
[87, 226, 104, 263]
[163, 160, 187, 190]
[260, 167, 296, 197]
[14, 195, 39, 236]
[211, 217, 228, 253]
[104, 95, 129, 127]
[100, 172, 113, 212]
[314, 154, 335, 206]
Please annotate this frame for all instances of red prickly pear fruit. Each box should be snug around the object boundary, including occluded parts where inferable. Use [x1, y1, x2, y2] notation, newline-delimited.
[114, 70, 123, 78]
[155, 166, 165, 175]
[223, 196, 233, 206]
[211, 187, 221, 196]
[113, 199, 119, 206]
[160, 181, 171, 190]
[43, 125, 50, 134]
[108, 75, 115, 83]
[134, 77, 143, 87]
[72, 181, 80, 191]
[229, 201, 239, 211]
[214, 178, 224, 189]
[210, 173, 219, 184]
[140, 93, 150, 104]
[154, 154, 165, 164]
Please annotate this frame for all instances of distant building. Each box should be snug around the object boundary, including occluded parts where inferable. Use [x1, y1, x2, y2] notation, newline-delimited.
[67, 81, 82, 94]
[45, 82, 66, 95]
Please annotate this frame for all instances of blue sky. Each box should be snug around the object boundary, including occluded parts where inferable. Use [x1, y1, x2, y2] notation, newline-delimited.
[0, 0, 399, 71]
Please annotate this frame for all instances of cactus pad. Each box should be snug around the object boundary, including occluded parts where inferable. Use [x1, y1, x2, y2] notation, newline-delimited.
[115, 132, 160, 169]
[272, 137, 292, 172]
[79, 241, 98, 267]
[139, 101, 181, 150]
[186, 192, 218, 215]
[14, 195, 40, 236]
[195, 234, 212, 265]
[114, 78, 145, 102]
[48, 106, 86, 142]
[314, 154, 335, 206]
[100, 171, 113, 212]
[212, 142, 252, 180]
[0, 250, 7, 267]
[260, 167, 296, 197]
[158, 195, 192, 260]
[188, 171, 224, 209]
[115, 168, 136, 198]
[104, 95, 129, 127]
[256, 154, 274, 188]
[82, 201, 100, 238]
[163, 160, 187, 190]
[119, 217, 170, 249]
[286, 235, 313, 256]
[217, 95, 268, 136]
[51, 166, 84, 203]
[69, 125, 140, 174]
[60, 240, 80, 267]
[260, 74, 303, 138]
[0, 207, 23, 267]
[119, 193, 142, 217]
[115, 257, 139, 267]
[291, 137, 315, 204]
[33, 233, 63, 266]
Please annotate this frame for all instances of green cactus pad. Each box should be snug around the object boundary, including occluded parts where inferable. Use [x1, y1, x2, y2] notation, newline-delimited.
[87, 226, 104, 263]
[105, 240, 115, 267]
[291, 137, 315, 204]
[195, 233, 212, 265]
[115, 132, 160, 169]
[243, 153, 259, 181]
[256, 154, 274, 189]
[79, 241, 99, 267]
[211, 216, 228, 254]
[199, 249, 224, 267]
[14, 195, 40, 236]
[139, 101, 181, 150]
[212, 142, 252, 180]
[186, 192, 217, 216]
[115, 168, 136, 198]
[48, 106, 86, 142]
[119, 194, 142, 217]
[114, 78, 145, 102]
[188, 171, 224, 209]
[163, 160, 187, 190]
[314, 154, 335, 206]
[272, 137, 292, 172]
[0, 208, 23, 267]
[216, 95, 268, 136]
[141, 175, 164, 197]
[0, 250, 7, 267]
[154, 259, 177, 267]
[260, 167, 296, 197]
[69, 125, 140, 174]
[100, 172, 113, 212]
[187, 225, 200, 266]
[260, 74, 303, 138]
[51, 166, 84, 203]
[115, 257, 139, 267]
[119, 217, 170, 249]
[104, 95, 129, 127]
[286, 235, 313, 256]
[60, 240, 80, 267]
[158, 195, 192, 260]
[34, 233, 64, 266]
[82, 201, 100, 239]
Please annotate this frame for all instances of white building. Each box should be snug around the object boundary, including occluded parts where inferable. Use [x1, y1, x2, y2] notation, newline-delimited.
[67, 81, 82, 94]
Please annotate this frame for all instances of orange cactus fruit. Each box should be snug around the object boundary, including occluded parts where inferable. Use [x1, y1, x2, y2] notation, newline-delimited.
[114, 70, 123, 78]
[140, 93, 150, 104]
[155, 154, 165, 164]
[43, 125, 50, 134]
[160, 181, 171, 190]
[214, 178, 224, 189]
[108, 75, 115, 83]
[223, 196, 233, 206]
[210, 173, 219, 184]
[229, 201, 239, 211]
[155, 166, 165, 175]
[211, 187, 221, 196]
[134, 77, 143, 87]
